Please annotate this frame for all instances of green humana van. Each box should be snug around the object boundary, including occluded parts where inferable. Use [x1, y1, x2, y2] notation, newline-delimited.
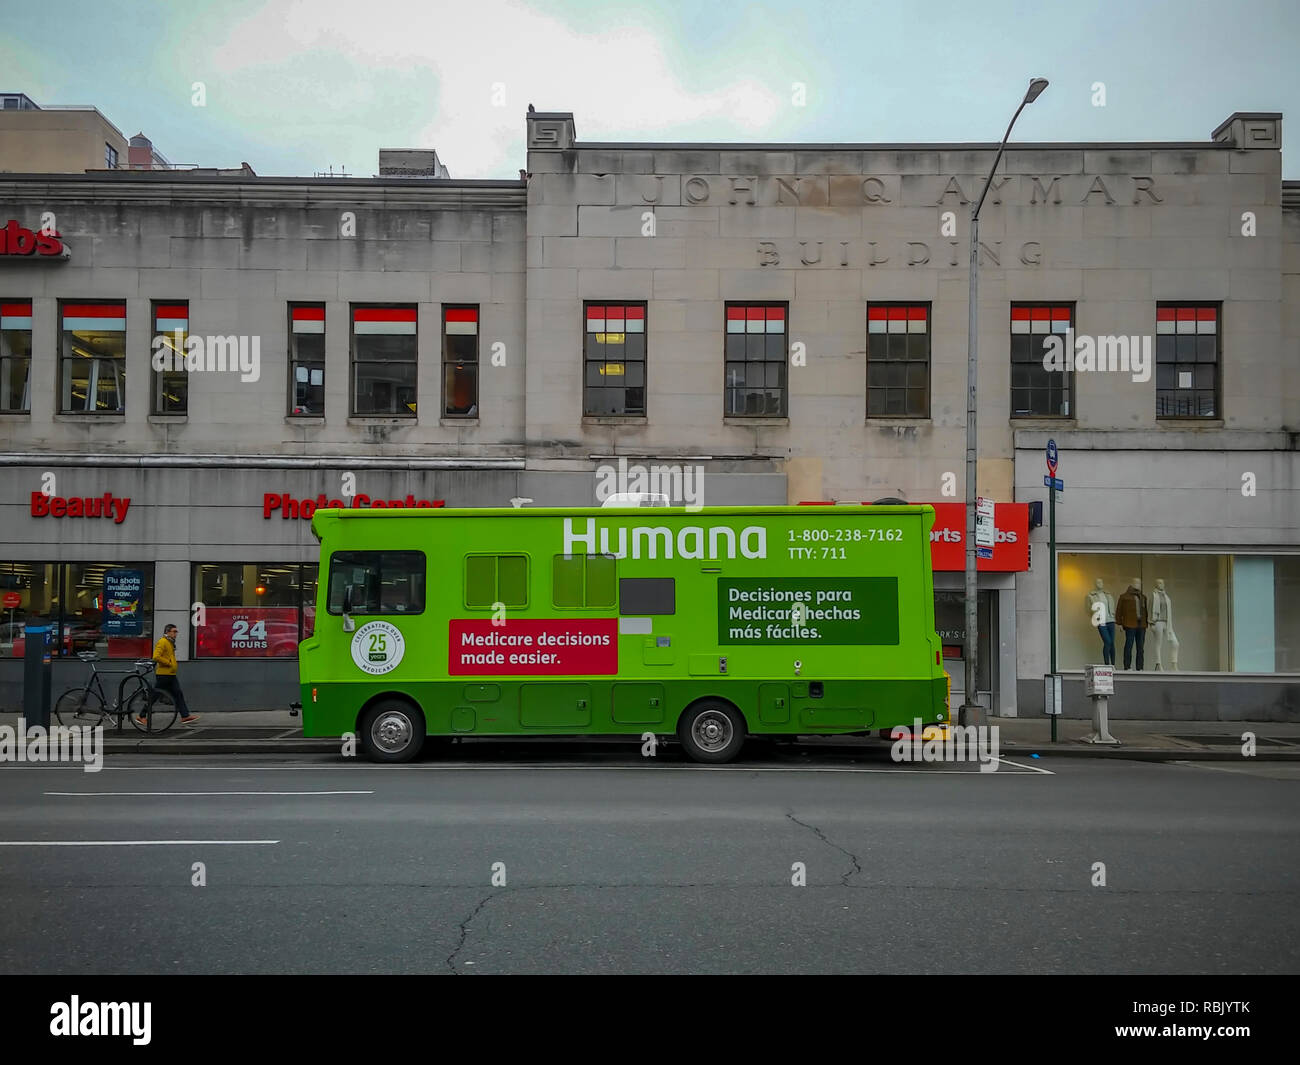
[299, 504, 950, 763]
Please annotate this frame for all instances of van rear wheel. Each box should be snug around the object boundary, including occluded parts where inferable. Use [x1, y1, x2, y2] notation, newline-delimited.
[678, 701, 745, 764]
[359, 700, 425, 763]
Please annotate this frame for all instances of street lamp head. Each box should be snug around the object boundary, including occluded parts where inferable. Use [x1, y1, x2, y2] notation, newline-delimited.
[1024, 77, 1049, 104]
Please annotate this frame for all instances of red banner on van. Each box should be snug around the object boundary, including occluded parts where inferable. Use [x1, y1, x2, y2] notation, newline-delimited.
[449, 618, 619, 676]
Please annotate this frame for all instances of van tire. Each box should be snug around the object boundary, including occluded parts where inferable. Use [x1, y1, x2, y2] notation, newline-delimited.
[359, 700, 425, 763]
[678, 700, 745, 764]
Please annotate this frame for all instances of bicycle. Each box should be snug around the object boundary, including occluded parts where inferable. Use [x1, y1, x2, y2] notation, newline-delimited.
[54, 651, 180, 734]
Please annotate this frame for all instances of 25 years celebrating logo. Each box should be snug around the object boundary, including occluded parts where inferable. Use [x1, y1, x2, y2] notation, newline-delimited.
[350, 621, 406, 675]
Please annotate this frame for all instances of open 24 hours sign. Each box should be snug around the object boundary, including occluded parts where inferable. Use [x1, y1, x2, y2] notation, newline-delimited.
[195, 607, 302, 658]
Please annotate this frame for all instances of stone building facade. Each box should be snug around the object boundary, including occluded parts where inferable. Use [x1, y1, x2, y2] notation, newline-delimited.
[0, 108, 1295, 718]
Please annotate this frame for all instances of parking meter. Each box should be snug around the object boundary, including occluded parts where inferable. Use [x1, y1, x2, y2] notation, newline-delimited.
[22, 621, 53, 729]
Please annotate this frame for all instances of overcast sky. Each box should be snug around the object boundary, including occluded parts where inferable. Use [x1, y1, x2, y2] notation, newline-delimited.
[4, 0, 1297, 177]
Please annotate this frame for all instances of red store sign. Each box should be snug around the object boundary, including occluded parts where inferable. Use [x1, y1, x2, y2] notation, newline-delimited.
[1, 220, 69, 259]
[31, 492, 131, 523]
[803, 500, 1030, 572]
[263, 493, 446, 519]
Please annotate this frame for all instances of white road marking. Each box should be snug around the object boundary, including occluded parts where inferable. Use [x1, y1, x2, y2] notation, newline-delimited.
[995, 757, 1055, 775]
[43, 790, 374, 796]
[0, 840, 279, 847]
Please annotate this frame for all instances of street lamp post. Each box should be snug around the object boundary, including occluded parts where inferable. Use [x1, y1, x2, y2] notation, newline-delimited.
[960, 77, 1048, 728]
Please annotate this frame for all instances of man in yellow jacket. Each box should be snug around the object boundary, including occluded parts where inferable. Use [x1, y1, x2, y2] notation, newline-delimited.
[141, 623, 199, 725]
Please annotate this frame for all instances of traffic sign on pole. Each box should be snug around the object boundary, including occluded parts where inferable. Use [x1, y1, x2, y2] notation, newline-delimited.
[1046, 438, 1058, 477]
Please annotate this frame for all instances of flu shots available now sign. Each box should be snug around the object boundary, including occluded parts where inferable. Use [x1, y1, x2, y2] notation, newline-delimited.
[718, 578, 899, 645]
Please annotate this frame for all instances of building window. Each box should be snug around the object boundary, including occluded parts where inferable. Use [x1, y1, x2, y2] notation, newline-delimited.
[725, 303, 787, 417]
[0, 301, 33, 412]
[553, 554, 616, 609]
[1010, 304, 1073, 417]
[150, 302, 189, 415]
[867, 304, 930, 417]
[465, 554, 529, 609]
[1156, 304, 1219, 418]
[289, 304, 325, 415]
[1058, 552, 1300, 674]
[0, 561, 154, 660]
[105, 143, 118, 169]
[584, 303, 646, 416]
[326, 551, 425, 614]
[60, 301, 126, 413]
[192, 562, 317, 658]
[443, 306, 479, 417]
[351, 305, 417, 416]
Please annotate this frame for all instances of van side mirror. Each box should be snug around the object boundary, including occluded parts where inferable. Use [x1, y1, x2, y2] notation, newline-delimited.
[342, 585, 355, 633]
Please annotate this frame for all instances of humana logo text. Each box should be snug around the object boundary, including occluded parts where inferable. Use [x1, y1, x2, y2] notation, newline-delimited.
[50, 997, 150, 1045]
[0, 722, 102, 773]
[151, 330, 261, 382]
[1042, 330, 1151, 383]
[563, 518, 766, 560]
[891, 720, 1000, 772]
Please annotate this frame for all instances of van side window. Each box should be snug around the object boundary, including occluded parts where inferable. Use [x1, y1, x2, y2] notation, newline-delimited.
[327, 551, 425, 614]
[619, 577, 675, 615]
[465, 554, 528, 609]
[553, 554, 616, 609]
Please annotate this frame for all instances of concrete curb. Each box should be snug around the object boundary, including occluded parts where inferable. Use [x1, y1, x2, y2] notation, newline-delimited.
[90, 739, 1300, 761]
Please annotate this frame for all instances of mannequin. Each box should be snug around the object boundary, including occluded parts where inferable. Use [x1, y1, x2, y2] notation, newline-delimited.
[1150, 578, 1179, 670]
[1115, 577, 1149, 671]
[1085, 578, 1116, 665]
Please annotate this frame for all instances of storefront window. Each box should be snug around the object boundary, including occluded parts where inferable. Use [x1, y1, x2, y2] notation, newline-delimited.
[1057, 552, 1300, 673]
[0, 561, 153, 659]
[192, 563, 316, 658]
[934, 589, 992, 692]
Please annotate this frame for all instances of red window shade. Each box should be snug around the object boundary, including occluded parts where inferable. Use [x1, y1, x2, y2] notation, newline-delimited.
[354, 307, 416, 322]
[292, 306, 325, 321]
[1, 302, 31, 316]
[445, 308, 478, 323]
[63, 303, 125, 319]
[1011, 307, 1031, 321]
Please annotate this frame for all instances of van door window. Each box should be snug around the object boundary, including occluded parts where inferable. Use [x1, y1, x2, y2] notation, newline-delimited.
[327, 551, 425, 615]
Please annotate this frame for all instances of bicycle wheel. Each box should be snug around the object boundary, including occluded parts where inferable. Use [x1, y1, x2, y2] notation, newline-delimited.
[55, 687, 105, 727]
[127, 687, 180, 734]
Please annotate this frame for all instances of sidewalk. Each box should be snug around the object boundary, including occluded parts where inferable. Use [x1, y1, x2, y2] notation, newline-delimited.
[3, 709, 1299, 759]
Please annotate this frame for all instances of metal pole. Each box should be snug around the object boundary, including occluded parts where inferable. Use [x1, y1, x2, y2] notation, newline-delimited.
[962, 211, 982, 727]
[1049, 485, 1057, 742]
[960, 81, 1045, 729]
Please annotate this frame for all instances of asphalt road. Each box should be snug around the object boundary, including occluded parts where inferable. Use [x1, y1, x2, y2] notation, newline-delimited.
[1, 743, 1297, 974]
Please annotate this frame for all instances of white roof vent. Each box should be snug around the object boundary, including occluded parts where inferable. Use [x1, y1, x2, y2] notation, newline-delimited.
[601, 492, 670, 508]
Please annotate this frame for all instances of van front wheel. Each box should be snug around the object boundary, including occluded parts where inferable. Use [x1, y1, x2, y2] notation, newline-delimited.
[359, 700, 425, 763]
[678, 701, 745, 764]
